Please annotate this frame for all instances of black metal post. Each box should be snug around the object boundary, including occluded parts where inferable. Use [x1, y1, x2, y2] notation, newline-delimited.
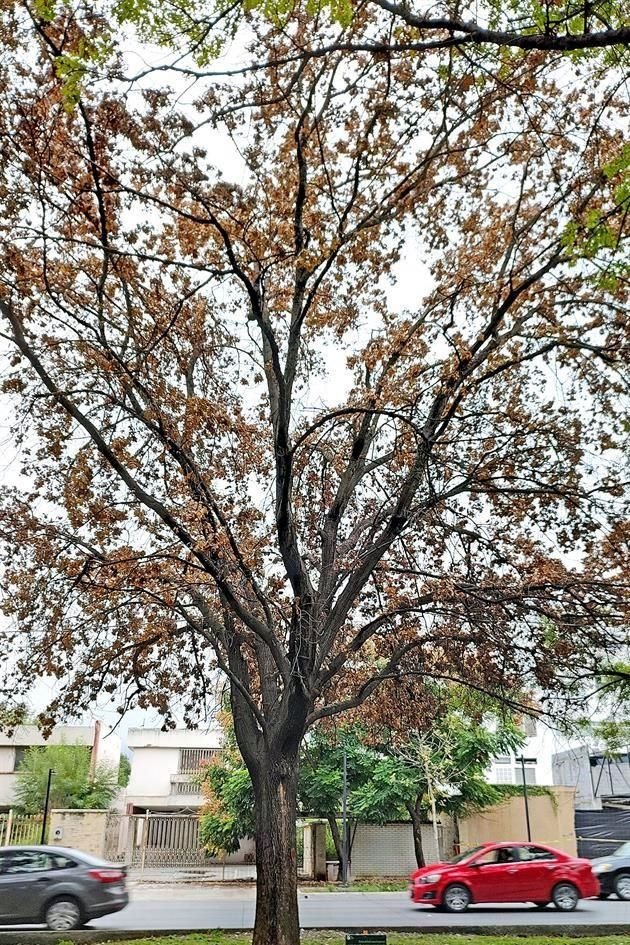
[519, 756, 532, 842]
[40, 768, 54, 844]
[341, 749, 348, 885]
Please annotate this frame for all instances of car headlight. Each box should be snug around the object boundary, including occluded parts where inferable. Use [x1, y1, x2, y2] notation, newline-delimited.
[417, 873, 442, 884]
[593, 863, 612, 874]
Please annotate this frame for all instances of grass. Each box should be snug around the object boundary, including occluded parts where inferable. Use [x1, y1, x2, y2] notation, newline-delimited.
[301, 879, 409, 892]
[72, 933, 630, 945]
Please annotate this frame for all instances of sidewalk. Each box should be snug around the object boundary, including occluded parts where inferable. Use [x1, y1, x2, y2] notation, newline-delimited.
[129, 865, 257, 884]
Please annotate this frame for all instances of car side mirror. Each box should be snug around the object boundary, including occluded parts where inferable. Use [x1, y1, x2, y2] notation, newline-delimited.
[468, 861, 480, 868]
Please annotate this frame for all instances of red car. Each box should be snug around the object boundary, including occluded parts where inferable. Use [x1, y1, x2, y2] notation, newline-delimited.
[410, 841, 599, 913]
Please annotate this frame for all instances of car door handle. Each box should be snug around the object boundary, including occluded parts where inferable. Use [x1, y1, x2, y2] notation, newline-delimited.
[36, 876, 53, 883]
[507, 868, 518, 873]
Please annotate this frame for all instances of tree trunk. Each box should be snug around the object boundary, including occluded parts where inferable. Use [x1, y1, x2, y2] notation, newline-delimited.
[407, 803, 426, 868]
[251, 754, 300, 945]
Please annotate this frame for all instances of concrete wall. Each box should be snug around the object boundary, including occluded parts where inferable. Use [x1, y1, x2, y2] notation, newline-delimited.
[49, 809, 109, 858]
[458, 787, 577, 855]
[351, 823, 446, 876]
[126, 746, 183, 807]
[347, 788, 576, 876]
[303, 822, 327, 879]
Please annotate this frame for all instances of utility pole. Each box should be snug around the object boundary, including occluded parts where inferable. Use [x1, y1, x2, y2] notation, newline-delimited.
[518, 756, 535, 842]
[40, 768, 54, 844]
[341, 749, 349, 885]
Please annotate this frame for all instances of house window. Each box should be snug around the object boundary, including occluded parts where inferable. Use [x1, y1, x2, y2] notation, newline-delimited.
[493, 765, 514, 784]
[515, 762, 537, 785]
[178, 748, 222, 774]
[13, 747, 30, 771]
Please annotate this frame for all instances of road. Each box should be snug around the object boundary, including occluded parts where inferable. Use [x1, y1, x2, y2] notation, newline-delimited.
[89, 885, 630, 931]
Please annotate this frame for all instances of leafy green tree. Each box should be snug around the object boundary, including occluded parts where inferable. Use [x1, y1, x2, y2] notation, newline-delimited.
[348, 703, 524, 866]
[117, 754, 131, 787]
[299, 728, 377, 868]
[201, 700, 525, 869]
[14, 744, 118, 814]
[199, 758, 256, 856]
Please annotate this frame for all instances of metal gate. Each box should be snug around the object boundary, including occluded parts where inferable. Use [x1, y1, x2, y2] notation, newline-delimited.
[104, 813, 209, 868]
[575, 809, 630, 858]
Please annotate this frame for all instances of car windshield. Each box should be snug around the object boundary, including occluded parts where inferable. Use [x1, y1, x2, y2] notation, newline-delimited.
[447, 845, 485, 864]
[614, 842, 630, 857]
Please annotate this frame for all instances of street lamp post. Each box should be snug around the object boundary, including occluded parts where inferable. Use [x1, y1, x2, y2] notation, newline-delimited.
[517, 756, 536, 842]
[40, 768, 54, 844]
[341, 749, 349, 885]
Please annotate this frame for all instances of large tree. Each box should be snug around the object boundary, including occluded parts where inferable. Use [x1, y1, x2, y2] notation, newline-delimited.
[0, 4, 628, 943]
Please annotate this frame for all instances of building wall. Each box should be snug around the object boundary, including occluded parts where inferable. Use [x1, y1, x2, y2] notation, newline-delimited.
[552, 746, 630, 810]
[126, 729, 223, 810]
[0, 724, 121, 810]
[458, 787, 577, 855]
[127, 746, 184, 807]
[488, 722, 556, 787]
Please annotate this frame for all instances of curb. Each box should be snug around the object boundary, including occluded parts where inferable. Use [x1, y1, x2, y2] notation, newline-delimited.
[1, 927, 630, 943]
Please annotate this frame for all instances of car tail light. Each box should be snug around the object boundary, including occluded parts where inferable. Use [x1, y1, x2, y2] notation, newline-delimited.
[88, 868, 125, 884]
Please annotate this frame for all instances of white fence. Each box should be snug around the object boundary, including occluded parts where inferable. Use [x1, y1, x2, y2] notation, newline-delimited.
[0, 810, 43, 846]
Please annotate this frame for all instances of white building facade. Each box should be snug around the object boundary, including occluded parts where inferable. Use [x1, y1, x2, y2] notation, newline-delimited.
[0, 722, 121, 811]
[125, 728, 224, 812]
[487, 717, 556, 787]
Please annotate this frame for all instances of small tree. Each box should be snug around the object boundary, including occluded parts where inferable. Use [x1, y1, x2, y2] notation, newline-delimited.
[117, 755, 132, 787]
[199, 755, 256, 856]
[14, 744, 118, 814]
[411, 714, 525, 856]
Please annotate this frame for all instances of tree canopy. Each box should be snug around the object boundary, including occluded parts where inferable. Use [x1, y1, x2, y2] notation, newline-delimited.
[0, 3, 627, 943]
[14, 744, 119, 814]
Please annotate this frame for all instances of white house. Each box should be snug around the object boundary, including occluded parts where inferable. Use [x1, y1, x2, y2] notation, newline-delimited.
[125, 728, 224, 812]
[0, 722, 121, 811]
[487, 716, 556, 787]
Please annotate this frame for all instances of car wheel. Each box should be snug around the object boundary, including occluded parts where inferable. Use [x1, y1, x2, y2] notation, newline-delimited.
[614, 871, 630, 901]
[552, 882, 579, 912]
[44, 897, 83, 931]
[442, 883, 471, 913]
[533, 901, 549, 908]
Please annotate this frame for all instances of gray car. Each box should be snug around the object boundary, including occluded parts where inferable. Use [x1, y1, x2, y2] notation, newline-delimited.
[0, 845, 128, 930]
[592, 841, 630, 901]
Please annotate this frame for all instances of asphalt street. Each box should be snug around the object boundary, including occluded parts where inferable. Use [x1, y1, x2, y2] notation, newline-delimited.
[89, 886, 630, 930]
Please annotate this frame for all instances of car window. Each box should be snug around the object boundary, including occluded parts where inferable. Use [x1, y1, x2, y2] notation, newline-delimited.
[519, 845, 556, 862]
[473, 847, 520, 865]
[50, 854, 77, 870]
[1, 851, 52, 874]
[473, 848, 501, 865]
[448, 845, 485, 864]
[614, 842, 630, 857]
